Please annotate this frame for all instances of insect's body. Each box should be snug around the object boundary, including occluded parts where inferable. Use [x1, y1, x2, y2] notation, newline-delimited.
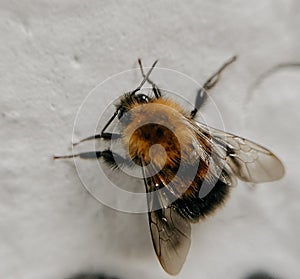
[54, 58, 284, 275]
[121, 95, 230, 222]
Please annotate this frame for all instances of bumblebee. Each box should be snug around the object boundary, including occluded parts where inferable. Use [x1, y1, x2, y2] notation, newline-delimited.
[54, 57, 284, 275]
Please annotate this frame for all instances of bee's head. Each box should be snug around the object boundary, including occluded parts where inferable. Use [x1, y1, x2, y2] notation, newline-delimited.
[116, 93, 153, 123]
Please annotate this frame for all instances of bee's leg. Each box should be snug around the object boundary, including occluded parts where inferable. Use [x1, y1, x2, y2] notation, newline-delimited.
[138, 58, 161, 99]
[73, 109, 123, 146]
[73, 132, 122, 146]
[190, 56, 237, 118]
[54, 149, 132, 169]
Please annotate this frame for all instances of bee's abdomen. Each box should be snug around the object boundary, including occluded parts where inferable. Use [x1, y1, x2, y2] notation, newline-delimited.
[174, 177, 230, 222]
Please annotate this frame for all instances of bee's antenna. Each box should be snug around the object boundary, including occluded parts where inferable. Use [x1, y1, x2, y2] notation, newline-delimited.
[131, 60, 158, 95]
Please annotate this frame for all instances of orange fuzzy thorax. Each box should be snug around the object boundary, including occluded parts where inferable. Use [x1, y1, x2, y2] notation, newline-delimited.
[122, 98, 199, 169]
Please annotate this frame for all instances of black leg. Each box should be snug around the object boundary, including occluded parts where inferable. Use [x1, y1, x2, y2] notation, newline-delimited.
[54, 149, 133, 170]
[138, 58, 161, 98]
[73, 132, 122, 146]
[190, 56, 237, 118]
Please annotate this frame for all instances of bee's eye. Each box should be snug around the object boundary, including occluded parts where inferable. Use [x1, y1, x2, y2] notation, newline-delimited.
[136, 94, 149, 103]
[117, 109, 125, 120]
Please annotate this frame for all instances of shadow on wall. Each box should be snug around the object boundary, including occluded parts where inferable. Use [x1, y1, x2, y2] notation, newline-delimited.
[244, 271, 282, 279]
[66, 270, 282, 279]
[67, 274, 120, 279]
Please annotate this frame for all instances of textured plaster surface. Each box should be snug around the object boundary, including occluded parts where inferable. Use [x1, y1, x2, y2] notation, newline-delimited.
[0, 1, 299, 279]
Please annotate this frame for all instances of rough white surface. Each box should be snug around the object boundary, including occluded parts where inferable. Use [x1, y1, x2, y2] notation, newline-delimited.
[0, 1, 299, 279]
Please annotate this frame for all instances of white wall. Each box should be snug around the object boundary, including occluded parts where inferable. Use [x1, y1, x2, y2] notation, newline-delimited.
[0, 1, 299, 279]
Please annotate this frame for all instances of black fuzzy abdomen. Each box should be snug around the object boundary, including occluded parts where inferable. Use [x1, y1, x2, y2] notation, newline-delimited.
[173, 177, 230, 222]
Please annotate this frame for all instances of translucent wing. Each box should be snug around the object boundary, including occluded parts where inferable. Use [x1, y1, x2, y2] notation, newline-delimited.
[142, 167, 191, 275]
[195, 122, 285, 183]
